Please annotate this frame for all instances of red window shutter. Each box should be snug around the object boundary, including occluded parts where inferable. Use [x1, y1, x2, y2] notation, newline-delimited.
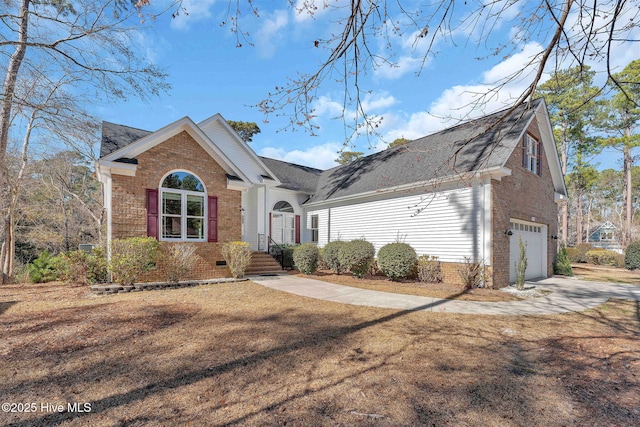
[295, 215, 301, 244]
[522, 136, 528, 168]
[537, 142, 543, 177]
[146, 189, 158, 238]
[208, 196, 218, 242]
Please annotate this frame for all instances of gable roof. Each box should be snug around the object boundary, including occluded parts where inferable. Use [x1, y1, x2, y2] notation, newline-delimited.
[307, 98, 565, 204]
[101, 121, 151, 158]
[259, 157, 323, 193]
[99, 99, 566, 202]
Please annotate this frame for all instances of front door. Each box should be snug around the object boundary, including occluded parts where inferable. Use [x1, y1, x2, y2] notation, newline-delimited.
[272, 212, 295, 245]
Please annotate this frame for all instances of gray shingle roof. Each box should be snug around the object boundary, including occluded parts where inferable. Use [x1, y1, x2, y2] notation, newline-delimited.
[101, 121, 151, 158]
[259, 157, 323, 193]
[307, 99, 541, 203]
[100, 99, 543, 202]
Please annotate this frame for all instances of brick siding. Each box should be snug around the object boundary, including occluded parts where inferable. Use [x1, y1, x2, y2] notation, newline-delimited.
[491, 121, 559, 288]
[111, 130, 241, 281]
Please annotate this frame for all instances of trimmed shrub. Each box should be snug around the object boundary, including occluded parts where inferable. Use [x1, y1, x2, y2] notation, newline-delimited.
[614, 253, 625, 268]
[293, 243, 319, 275]
[338, 239, 375, 278]
[161, 243, 198, 283]
[565, 247, 580, 263]
[26, 251, 65, 283]
[585, 249, 619, 266]
[377, 243, 417, 281]
[575, 243, 593, 263]
[625, 241, 640, 270]
[317, 247, 329, 270]
[110, 237, 160, 286]
[62, 248, 108, 285]
[554, 245, 573, 276]
[417, 255, 444, 283]
[456, 257, 487, 289]
[222, 241, 252, 279]
[322, 240, 346, 274]
[270, 244, 295, 269]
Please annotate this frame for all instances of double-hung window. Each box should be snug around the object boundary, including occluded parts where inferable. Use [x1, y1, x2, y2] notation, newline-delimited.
[161, 172, 206, 241]
[523, 134, 542, 176]
[310, 215, 319, 243]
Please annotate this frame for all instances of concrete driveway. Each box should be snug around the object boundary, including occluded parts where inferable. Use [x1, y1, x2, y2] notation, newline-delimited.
[248, 274, 640, 315]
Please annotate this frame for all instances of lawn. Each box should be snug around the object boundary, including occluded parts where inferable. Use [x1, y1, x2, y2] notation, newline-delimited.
[572, 263, 640, 285]
[1, 280, 639, 426]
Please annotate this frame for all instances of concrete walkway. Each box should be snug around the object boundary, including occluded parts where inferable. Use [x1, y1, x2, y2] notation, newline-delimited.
[248, 274, 640, 315]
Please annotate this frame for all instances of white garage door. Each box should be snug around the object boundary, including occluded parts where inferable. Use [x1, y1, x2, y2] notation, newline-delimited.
[509, 220, 547, 283]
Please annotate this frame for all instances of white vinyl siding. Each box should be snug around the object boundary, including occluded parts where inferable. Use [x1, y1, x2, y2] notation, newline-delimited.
[306, 185, 488, 264]
[199, 120, 270, 184]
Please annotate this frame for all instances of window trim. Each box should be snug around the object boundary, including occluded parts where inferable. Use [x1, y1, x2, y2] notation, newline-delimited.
[310, 214, 319, 243]
[523, 133, 541, 176]
[159, 170, 207, 242]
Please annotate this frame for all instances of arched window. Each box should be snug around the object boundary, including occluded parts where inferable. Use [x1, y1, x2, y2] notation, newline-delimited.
[160, 171, 206, 241]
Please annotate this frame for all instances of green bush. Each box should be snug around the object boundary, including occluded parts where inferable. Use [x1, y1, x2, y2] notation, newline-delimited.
[62, 247, 108, 285]
[26, 251, 65, 283]
[293, 243, 319, 275]
[377, 243, 417, 281]
[222, 241, 252, 279]
[575, 243, 593, 263]
[110, 237, 160, 286]
[270, 244, 295, 269]
[322, 240, 346, 274]
[417, 255, 444, 283]
[554, 245, 573, 276]
[585, 249, 619, 266]
[625, 241, 640, 270]
[161, 243, 198, 283]
[338, 239, 375, 278]
[565, 247, 580, 263]
[317, 248, 329, 270]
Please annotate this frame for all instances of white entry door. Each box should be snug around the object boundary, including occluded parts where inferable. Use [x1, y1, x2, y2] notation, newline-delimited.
[272, 213, 295, 245]
[509, 220, 547, 283]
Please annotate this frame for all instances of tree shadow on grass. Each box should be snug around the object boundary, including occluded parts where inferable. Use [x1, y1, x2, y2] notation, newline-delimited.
[3, 293, 469, 427]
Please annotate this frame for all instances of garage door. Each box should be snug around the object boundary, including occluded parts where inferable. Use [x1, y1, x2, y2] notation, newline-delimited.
[509, 220, 547, 283]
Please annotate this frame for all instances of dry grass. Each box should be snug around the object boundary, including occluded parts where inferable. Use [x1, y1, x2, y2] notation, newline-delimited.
[1, 281, 639, 426]
[291, 270, 520, 302]
[572, 263, 640, 285]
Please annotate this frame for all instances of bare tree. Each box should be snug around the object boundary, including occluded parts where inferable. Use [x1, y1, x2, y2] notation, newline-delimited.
[0, 0, 168, 282]
[244, 1, 638, 141]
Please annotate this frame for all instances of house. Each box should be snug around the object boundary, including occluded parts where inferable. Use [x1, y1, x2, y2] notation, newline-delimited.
[588, 221, 623, 253]
[97, 98, 567, 288]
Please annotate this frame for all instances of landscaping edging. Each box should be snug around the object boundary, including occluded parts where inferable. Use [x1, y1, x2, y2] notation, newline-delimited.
[90, 277, 248, 295]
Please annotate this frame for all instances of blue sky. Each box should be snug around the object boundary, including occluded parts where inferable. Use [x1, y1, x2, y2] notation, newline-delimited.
[98, 1, 638, 171]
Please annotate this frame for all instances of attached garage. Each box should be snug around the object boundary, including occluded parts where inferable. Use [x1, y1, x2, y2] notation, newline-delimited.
[509, 219, 547, 283]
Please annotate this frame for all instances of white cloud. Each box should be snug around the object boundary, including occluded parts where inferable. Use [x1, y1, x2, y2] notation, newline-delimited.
[170, 0, 218, 30]
[255, 10, 289, 58]
[383, 42, 544, 141]
[481, 42, 542, 84]
[260, 142, 341, 170]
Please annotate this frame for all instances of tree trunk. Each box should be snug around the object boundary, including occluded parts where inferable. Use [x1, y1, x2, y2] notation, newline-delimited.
[560, 124, 569, 244]
[623, 129, 633, 247]
[0, 0, 30, 284]
[576, 189, 584, 244]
